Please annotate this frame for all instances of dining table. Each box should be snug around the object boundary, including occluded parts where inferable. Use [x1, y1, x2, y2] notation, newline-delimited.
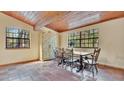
[73, 51, 92, 72]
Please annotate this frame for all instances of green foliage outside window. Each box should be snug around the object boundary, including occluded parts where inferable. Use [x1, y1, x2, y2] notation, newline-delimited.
[6, 27, 30, 48]
[68, 29, 99, 48]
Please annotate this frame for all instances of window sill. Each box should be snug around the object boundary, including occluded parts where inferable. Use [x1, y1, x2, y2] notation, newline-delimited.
[6, 48, 30, 49]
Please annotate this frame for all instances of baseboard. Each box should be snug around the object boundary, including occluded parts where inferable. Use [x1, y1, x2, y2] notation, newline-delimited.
[98, 63, 124, 71]
[1, 59, 124, 71]
[43, 58, 55, 61]
[0, 59, 40, 67]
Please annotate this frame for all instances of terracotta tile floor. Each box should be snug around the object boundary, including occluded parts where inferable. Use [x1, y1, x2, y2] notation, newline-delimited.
[0, 60, 124, 81]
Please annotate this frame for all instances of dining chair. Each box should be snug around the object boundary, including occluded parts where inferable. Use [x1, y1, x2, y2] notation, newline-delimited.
[54, 48, 64, 66]
[82, 48, 101, 77]
[63, 48, 80, 71]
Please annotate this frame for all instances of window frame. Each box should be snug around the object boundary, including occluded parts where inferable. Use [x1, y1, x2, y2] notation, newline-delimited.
[68, 28, 99, 48]
[6, 27, 30, 49]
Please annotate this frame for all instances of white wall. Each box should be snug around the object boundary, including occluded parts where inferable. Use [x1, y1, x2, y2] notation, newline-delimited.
[60, 17, 124, 69]
[0, 13, 40, 65]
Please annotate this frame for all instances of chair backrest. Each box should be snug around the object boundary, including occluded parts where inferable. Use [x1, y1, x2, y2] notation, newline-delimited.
[64, 48, 73, 59]
[54, 48, 63, 58]
[93, 48, 101, 62]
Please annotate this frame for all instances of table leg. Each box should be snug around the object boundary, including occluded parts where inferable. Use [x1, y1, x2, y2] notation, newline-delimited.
[76, 55, 83, 72]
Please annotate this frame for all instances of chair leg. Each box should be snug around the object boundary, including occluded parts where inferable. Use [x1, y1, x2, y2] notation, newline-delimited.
[80, 64, 85, 80]
[61, 62, 64, 68]
[71, 63, 75, 72]
[58, 59, 62, 66]
[62, 62, 66, 68]
[89, 65, 92, 71]
[61, 59, 65, 68]
[64, 64, 67, 69]
[70, 66, 73, 72]
[58, 62, 61, 66]
[65, 63, 69, 70]
[95, 65, 98, 74]
[92, 66, 94, 77]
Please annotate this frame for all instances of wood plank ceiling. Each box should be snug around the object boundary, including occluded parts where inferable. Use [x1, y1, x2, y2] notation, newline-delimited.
[2, 11, 124, 32]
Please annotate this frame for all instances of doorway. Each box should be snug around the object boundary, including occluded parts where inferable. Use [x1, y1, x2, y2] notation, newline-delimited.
[42, 29, 58, 60]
